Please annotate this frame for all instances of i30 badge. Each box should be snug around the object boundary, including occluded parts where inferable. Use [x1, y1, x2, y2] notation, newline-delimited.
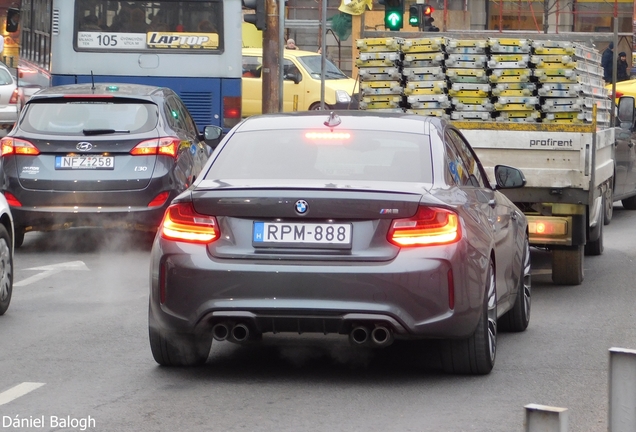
[76, 142, 93, 151]
[295, 200, 309, 214]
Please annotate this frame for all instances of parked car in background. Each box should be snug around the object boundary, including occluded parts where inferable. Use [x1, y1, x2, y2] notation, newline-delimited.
[241, 48, 359, 117]
[0, 193, 14, 315]
[0, 63, 20, 131]
[0, 83, 222, 247]
[149, 111, 531, 375]
[16, 63, 51, 107]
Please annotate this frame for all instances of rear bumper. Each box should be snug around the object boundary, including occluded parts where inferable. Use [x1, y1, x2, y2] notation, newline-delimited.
[10, 204, 167, 231]
[0, 105, 18, 128]
[149, 238, 488, 341]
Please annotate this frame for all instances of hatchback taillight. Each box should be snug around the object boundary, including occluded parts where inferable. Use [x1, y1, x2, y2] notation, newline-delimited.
[3, 191, 21, 207]
[223, 96, 241, 129]
[388, 206, 461, 247]
[0, 137, 40, 156]
[148, 191, 170, 208]
[9, 89, 19, 105]
[130, 137, 180, 158]
[160, 202, 219, 244]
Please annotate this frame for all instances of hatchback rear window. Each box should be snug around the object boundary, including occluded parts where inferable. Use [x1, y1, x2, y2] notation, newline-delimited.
[206, 130, 433, 183]
[19, 101, 159, 135]
[0, 69, 13, 85]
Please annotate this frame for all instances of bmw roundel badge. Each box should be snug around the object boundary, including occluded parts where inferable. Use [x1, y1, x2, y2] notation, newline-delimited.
[295, 200, 309, 214]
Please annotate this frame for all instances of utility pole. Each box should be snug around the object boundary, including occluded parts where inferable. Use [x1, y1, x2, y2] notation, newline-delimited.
[262, 0, 280, 113]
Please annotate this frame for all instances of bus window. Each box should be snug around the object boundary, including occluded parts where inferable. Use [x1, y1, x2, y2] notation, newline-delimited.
[6, 8, 19, 33]
[74, 0, 223, 52]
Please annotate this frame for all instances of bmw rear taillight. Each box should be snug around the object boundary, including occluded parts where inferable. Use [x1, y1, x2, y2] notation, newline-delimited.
[0, 137, 40, 156]
[9, 89, 19, 105]
[148, 191, 170, 208]
[160, 202, 219, 244]
[223, 96, 241, 129]
[3, 192, 21, 207]
[388, 206, 461, 247]
[130, 137, 180, 158]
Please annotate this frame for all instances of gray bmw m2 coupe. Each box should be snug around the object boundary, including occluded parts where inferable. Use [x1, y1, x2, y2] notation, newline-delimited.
[149, 111, 531, 375]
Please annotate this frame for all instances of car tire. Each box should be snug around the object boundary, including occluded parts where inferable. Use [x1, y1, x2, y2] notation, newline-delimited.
[440, 259, 496, 375]
[14, 227, 25, 249]
[149, 325, 211, 367]
[0, 225, 13, 315]
[309, 102, 331, 111]
[621, 194, 636, 210]
[498, 236, 531, 332]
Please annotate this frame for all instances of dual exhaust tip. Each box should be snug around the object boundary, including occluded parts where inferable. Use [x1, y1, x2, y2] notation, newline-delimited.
[349, 325, 394, 348]
[212, 321, 394, 348]
[212, 322, 250, 343]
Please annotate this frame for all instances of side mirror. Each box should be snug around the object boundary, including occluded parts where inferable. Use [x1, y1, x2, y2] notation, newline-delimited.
[6, 8, 19, 33]
[617, 96, 635, 129]
[203, 125, 223, 149]
[494, 165, 526, 189]
[284, 71, 301, 84]
[204, 125, 222, 141]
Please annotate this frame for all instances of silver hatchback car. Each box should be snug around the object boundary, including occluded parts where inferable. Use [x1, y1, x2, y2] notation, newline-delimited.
[0, 63, 19, 131]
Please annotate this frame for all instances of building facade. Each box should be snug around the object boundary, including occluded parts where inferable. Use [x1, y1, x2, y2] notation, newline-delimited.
[283, 0, 635, 76]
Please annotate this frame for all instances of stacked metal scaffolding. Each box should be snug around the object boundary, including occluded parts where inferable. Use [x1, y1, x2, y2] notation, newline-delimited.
[356, 37, 404, 112]
[402, 37, 449, 118]
[354, 37, 610, 125]
[489, 38, 540, 122]
[446, 39, 492, 121]
[532, 40, 611, 126]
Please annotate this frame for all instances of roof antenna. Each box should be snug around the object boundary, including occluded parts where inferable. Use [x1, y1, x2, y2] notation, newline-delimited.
[324, 111, 341, 128]
[90, 71, 95, 91]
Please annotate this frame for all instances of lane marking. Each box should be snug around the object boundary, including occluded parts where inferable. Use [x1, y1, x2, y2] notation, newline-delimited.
[0, 382, 46, 406]
[15, 261, 90, 287]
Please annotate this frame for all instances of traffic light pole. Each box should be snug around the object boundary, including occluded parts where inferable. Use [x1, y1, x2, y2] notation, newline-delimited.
[262, 0, 280, 114]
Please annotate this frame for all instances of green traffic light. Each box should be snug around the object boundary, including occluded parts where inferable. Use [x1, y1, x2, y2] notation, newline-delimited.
[385, 11, 402, 30]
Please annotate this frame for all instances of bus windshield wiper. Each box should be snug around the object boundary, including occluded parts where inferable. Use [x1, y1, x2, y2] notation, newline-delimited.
[82, 129, 131, 135]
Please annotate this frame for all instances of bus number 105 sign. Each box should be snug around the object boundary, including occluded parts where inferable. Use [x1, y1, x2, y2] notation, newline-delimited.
[77, 31, 219, 50]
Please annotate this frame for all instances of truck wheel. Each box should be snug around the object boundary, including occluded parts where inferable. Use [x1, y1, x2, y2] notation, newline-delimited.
[552, 245, 584, 285]
[604, 188, 613, 225]
[621, 194, 636, 210]
[585, 210, 604, 256]
[498, 236, 531, 332]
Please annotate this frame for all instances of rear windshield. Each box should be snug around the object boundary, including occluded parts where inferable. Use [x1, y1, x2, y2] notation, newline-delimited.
[19, 101, 159, 135]
[206, 130, 433, 183]
[0, 69, 13, 86]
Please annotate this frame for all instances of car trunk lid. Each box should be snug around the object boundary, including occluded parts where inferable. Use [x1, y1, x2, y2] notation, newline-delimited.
[190, 185, 427, 261]
[14, 134, 159, 191]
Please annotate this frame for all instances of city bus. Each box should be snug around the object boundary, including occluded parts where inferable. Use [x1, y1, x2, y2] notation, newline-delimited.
[9, 0, 242, 132]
